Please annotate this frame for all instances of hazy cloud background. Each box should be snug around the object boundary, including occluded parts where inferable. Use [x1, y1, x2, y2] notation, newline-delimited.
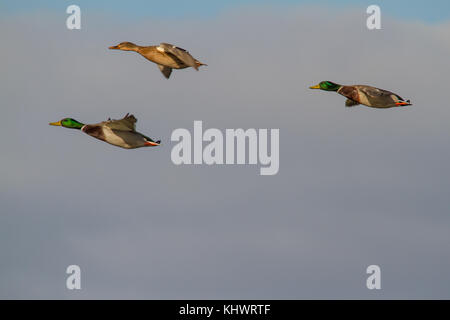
[1, 2, 450, 298]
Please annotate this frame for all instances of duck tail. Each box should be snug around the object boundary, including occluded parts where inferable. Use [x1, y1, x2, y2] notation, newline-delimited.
[195, 60, 207, 68]
[145, 140, 161, 147]
[396, 100, 412, 106]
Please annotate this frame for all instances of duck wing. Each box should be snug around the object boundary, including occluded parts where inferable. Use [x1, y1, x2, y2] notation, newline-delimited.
[357, 86, 402, 100]
[357, 85, 409, 107]
[158, 64, 173, 79]
[158, 43, 198, 70]
[102, 113, 137, 132]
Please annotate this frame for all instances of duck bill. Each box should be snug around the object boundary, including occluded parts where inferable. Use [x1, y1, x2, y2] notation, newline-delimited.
[49, 121, 62, 126]
[309, 84, 321, 89]
[109, 45, 119, 50]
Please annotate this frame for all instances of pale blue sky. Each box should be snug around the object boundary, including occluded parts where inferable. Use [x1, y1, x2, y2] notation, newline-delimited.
[1, 0, 450, 23]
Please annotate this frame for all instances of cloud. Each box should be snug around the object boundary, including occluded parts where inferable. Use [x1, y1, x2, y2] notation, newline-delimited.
[1, 5, 450, 298]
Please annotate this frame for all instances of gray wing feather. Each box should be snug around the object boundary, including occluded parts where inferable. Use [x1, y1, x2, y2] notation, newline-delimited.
[103, 113, 137, 132]
[159, 43, 198, 70]
[158, 64, 172, 79]
[359, 86, 402, 100]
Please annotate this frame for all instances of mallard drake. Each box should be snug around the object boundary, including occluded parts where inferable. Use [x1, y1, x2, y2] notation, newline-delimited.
[310, 81, 412, 108]
[49, 113, 160, 149]
[109, 42, 207, 79]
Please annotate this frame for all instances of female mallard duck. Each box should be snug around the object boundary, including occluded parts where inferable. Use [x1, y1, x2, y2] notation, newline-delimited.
[109, 42, 207, 79]
[49, 113, 160, 149]
[310, 81, 412, 108]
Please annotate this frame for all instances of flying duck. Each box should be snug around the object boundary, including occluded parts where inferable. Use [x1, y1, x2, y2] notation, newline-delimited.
[49, 113, 160, 149]
[310, 81, 412, 108]
[109, 42, 207, 79]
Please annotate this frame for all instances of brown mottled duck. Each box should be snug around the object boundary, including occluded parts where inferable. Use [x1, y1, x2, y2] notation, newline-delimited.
[109, 42, 207, 79]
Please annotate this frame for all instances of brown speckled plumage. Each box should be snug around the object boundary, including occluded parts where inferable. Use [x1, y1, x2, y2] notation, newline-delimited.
[109, 42, 206, 78]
